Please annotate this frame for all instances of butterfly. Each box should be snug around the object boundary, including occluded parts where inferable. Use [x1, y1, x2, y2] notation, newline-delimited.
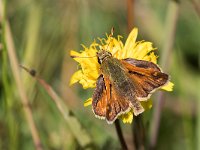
[92, 49, 169, 124]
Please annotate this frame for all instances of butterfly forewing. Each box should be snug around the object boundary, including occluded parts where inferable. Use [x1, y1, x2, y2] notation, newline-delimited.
[92, 74, 131, 124]
[121, 58, 169, 101]
[92, 75, 107, 119]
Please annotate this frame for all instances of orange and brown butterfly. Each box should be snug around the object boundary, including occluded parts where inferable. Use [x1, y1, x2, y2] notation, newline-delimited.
[70, 28, 173, 124]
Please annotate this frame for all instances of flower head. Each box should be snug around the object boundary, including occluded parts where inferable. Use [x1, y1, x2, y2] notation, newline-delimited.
[70, 28, 173, 124]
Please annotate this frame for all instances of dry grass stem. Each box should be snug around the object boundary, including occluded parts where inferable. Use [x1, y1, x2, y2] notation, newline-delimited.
[20, 66, 92, 148]
[1, 0, 43, 148]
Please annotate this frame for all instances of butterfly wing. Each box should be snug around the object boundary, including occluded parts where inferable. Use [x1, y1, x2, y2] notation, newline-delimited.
[92, 75, 107, 119]
[92, 74, 130, 124]
[122, 58, 169, 101]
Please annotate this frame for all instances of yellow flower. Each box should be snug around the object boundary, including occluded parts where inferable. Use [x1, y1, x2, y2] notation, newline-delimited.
[70, 28, 174, 124]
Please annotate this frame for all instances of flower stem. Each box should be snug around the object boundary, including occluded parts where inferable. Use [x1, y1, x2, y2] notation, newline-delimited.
[133, 115, 145, 150]
[114, 120, 128, 150]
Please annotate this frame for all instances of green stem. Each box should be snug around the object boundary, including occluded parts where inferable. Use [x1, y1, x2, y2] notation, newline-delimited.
[114, 120, 128, 150]
[197, 50, 200, 150]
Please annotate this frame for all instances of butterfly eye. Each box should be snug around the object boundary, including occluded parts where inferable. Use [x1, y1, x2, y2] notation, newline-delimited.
[97, 50, 111, 64]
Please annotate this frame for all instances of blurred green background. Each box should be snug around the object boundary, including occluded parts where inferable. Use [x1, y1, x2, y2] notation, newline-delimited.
[1, 0, 200, 149]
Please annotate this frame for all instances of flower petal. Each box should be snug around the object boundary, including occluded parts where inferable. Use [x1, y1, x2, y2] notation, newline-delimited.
[123, 28, 138, 59]
[120, 110, 133, 124]
[131, 42, 155, 60]
[70, 70, 96, 88]
[70, 70, 83, 86]
[111, 39, 124, 56]
[84, 98, 92, 107]
[143, 52, 157, 64]
[80, 77, 96, 89]
[161, 81, 174, 91]
[70, 47, 100, 88]
[141, 100, 152, 110]
[99, 37, 124, 60]
[70, 50, 82, 58]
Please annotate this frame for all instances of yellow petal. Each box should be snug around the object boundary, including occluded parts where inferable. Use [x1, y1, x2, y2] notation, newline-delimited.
[141, 99, 153, 110]
[123, 28, 138, 59]
[131, 42, 154, 60]
[84, 98, 92, 107]
[80, 77, 96, 89]
[120, 99, 152, 124]
[70, 50, 82, 58]
[120, 110, 133, 124]
[99, 37, 124, 60]
[70, 47, 100, 89]
[109, 38, 124, 59]
[161, 81, 174, 91]
[70, 70, 83, 86]
[143, 52, 157, 64]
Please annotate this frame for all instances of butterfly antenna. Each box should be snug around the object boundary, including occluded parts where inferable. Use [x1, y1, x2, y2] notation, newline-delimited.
[70, 55, 97, 59]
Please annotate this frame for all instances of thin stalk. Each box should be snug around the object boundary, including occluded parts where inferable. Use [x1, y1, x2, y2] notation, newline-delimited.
[197, 50, 200, 150]
[127, 0, 134, 32]
[149, 0, 180, 148]
[114, 120, 128, 150]
[133, 115, 145, 150]
[6, 21, 43, 150]
[1, 1, 19, 149]
[20, 66, 92, 149]
[191, 0, 200, 18]
[0, 0, 43, 149]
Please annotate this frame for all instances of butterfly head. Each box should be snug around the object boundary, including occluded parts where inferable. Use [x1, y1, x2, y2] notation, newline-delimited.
[97, 49, 112, 64]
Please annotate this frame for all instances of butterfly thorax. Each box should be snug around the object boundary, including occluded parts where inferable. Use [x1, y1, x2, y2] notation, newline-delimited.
[97, 50, 112, 64]
[99, 52, 136, 98]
